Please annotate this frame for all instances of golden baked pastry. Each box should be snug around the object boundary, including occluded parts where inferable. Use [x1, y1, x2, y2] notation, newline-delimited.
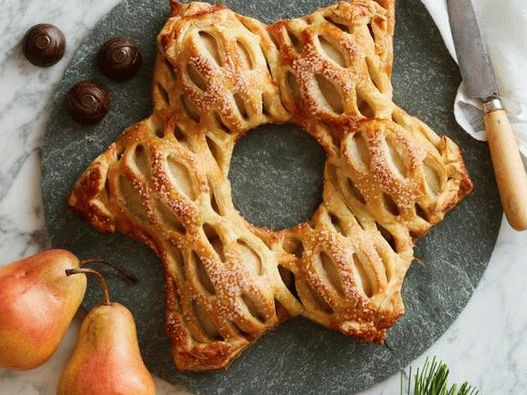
[69, 0, 472, 371]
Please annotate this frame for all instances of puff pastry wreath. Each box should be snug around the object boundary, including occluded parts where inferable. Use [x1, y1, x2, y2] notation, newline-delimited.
[69, 0, 473, 371]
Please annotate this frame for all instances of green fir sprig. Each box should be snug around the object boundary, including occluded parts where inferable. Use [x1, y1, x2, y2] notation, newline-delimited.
[401, 357, 479, 395]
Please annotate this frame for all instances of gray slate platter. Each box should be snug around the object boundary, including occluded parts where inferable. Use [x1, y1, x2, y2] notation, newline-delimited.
[42, 0, 502, 393]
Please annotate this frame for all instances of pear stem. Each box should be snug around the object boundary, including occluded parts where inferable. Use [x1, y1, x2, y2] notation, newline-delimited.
[79, 259, 138, 283]
[66, 268, 111, 306]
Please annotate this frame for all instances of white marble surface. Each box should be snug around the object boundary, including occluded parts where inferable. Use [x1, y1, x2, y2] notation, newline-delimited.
[0, 0, 526, 393]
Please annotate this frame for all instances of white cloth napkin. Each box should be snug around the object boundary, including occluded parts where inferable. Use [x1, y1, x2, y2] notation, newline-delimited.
[419, 0, 527, 159]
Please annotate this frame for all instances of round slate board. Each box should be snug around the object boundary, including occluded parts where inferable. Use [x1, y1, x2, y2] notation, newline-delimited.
[42, 0, 502, 393]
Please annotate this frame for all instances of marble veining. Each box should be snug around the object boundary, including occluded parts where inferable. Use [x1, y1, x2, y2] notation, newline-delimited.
[0, 0, 526, 394]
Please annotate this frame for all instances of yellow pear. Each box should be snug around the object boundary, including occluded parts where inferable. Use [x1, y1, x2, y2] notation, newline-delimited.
[0, 249, 86, 370]
[57, 268, 155, 395]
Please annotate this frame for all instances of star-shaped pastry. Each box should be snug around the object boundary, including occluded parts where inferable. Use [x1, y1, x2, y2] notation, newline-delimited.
[69, 0, 472, 371]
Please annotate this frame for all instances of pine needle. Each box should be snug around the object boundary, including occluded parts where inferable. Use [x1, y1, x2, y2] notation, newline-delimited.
[401, 357, 479, 395]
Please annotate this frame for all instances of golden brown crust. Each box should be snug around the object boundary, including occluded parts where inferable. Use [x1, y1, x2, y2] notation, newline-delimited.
[69, 0, 472, 371]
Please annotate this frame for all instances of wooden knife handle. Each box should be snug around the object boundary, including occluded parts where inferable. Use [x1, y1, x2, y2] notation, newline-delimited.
[484, 104, 527, 231]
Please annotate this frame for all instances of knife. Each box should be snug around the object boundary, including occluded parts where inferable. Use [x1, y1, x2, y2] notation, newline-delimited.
[448, 0, 527, 231]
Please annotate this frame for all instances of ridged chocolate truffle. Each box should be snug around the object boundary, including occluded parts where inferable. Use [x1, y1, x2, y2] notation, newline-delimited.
[23, 24, 66, 67]
[66, 81, 110, 124]
[97, 37, 142, 81]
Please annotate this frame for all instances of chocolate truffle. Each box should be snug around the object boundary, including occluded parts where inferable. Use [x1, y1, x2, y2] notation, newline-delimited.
[66, 81, 110, 124]
[98, 37, 142, 81]
[23, 23, 66, 67]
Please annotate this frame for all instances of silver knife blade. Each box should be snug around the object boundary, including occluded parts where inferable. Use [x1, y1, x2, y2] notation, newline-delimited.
[447, 0, 499, 101]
